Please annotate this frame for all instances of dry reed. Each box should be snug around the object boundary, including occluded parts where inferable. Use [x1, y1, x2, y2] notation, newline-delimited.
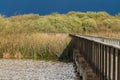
[0, 33, 70, 60]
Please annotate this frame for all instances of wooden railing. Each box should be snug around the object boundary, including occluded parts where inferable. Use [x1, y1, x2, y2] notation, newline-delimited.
[75, 34, 120, 46]
[70, 34, 120, 80]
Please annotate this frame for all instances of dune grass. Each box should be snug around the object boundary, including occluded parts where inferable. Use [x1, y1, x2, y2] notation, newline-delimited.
[0, 33, 70, 60]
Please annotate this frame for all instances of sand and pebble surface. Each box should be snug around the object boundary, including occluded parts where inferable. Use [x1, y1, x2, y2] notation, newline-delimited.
[0, 59, 76, 80]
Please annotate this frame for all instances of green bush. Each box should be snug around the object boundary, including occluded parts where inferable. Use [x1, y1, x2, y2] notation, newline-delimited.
[103, 19, 114, 28]
[115, 13, 120, 19]
[96, 12, 111, 20]
[0, 11, 119, 34]
[86, 12, 97, 18]
[82, 18, 97, 32]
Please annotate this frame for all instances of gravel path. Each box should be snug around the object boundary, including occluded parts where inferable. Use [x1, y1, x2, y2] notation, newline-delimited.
[0, 59, 76, 80]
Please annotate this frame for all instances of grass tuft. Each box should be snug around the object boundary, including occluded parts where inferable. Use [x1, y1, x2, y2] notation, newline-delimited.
[0, 33, 70, 60]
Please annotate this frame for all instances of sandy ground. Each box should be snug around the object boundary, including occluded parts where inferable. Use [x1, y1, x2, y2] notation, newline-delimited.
[0, 59, 76, 80]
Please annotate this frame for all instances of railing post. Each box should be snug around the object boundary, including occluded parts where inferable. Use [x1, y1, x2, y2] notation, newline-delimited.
[118, 50, 120, 80]
[106, 47, 110, 80]
[99, 44, 102, 80]
[100, 44, 104, 80]
[109, 47, 112, 80]
[113, 48, 116, 80]
[96, 42, 98, 75]
[102, 45, 105, 80]
[105, 46, 107, 80]
[98, 44, 101, 78]
[115, 49, 119, 80]
[92, 42, 94, 69]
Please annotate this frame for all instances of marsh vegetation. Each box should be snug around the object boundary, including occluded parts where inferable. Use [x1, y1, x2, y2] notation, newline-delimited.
[0, 11, 120, 60]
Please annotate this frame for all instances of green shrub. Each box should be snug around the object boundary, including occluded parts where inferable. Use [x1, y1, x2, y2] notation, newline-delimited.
[82, 18, 97, 32]
[96, 12, 111, 20]
[115, 13, 120, 19]
[86, 12, 97, 18]
[103, 19, 114, 28]
[0, 11, 119, 34]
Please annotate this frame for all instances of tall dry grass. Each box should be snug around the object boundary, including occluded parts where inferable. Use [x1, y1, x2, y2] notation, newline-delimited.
[0, 33, 70, 60]
[85, 32, 120, 38]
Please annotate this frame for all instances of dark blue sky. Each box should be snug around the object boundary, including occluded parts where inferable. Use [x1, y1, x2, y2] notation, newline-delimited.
[0, 0, 120, 16]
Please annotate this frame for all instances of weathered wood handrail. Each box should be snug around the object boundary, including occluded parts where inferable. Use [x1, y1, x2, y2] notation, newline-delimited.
[70, 34, 120, 80]
[74, 34, 120, 46]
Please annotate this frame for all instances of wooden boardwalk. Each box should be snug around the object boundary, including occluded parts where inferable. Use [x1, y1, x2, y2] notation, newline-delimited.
[70, 34, 120, 80]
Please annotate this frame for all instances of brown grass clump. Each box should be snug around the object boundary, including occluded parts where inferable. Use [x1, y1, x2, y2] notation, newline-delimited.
[0, 33, 70, 60]
[14, 52, 23, 59]
[3, 52, 11, 59]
